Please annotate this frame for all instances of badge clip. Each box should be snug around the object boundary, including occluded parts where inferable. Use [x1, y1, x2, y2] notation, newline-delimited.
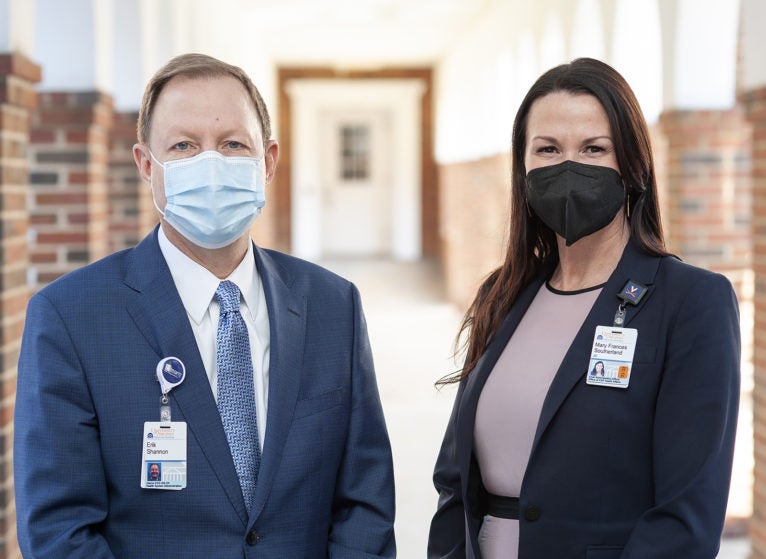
[613, 280, 649, 327]
[155, 357, 186, 426]
[617, 279, 648, 306]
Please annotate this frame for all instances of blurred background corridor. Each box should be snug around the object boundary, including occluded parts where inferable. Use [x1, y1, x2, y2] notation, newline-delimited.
[1, 0, 765, 557]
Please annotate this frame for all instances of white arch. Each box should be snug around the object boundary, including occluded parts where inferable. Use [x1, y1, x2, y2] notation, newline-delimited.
[665, 0, 740, 109]
[515, 31, 538, 103]
[571, 0, 606, 61]
[740, 0, 766, 90]
[612, 0, 662, 123]
[539, 11, 566, 71]
[0, 0, 35, 54]
[35, 0, 114, 92]
[113, 1, 144, 111]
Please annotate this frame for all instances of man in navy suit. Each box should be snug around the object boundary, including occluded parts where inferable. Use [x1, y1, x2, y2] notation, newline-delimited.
[14, 53, 396, 558]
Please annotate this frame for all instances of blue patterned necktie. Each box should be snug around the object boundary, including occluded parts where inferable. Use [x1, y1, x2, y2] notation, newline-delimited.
[215, 280, 261, 512]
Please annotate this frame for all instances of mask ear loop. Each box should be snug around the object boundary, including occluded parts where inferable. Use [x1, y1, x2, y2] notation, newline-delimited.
[623, 181, 631, 219]
[147, 150, 167, 218]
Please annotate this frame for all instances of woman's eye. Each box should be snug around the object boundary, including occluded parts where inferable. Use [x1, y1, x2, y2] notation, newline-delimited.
[227, 141, 243, 149]
[536, 145, 557, 154]
[585, 145, 606, 153]
[174, 141, 190, 150]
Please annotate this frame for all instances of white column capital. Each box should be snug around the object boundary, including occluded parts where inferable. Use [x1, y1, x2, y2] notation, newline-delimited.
[0, 0, 36, 55]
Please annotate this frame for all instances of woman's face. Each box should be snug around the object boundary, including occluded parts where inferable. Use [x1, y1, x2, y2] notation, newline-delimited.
[596, 362, 604, 373]
[524, 92, 620, 175]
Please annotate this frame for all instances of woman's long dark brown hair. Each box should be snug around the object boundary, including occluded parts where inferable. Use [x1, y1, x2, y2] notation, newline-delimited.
[440, 58, 668, 385]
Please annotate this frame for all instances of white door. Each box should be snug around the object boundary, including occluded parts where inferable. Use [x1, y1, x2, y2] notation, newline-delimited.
[319, 110, 390, 257]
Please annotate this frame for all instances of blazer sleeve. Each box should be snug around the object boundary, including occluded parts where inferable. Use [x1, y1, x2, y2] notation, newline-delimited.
[428, 380, 468, 558]
[621, 271, 741, 558]
[14, 292, 117, 559]
[328, 284, 396, 558]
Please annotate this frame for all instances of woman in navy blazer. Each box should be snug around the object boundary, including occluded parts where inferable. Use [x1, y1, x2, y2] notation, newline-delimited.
[428, 58, 740, 558]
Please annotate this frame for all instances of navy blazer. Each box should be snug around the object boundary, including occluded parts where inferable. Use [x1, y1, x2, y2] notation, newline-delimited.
[14, 227, 396, 558]
[428, 241, 740, 559]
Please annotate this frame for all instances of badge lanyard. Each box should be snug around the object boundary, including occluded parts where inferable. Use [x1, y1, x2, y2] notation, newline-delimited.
[587, 280, 647, 389]
[141, 357, 188, 490]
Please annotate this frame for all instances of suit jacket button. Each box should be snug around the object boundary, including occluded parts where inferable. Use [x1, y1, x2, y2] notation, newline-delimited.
[246, 530, 261, 546]
[524, 506, 541, 521]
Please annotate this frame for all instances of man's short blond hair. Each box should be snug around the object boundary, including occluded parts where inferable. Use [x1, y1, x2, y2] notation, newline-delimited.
[136, 53, 271, 146]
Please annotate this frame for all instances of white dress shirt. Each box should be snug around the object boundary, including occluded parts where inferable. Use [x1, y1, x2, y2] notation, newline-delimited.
[158, 227, 270, 448]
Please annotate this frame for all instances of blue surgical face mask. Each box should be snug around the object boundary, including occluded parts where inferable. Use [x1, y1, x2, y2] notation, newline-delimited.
[150, 150, 266, 249]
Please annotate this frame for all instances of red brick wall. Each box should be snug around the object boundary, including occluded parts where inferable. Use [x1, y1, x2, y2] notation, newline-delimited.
[438, 153, 510, 309]
[0, 51, 40, 559]
[108, 111, 155, 252]
[28, 91, 114, 288]
[659, 108, 752, 275]
[745, 85, 766, 558]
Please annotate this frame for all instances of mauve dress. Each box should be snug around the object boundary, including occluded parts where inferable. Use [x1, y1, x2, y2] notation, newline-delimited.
[473, 282, 602, 558]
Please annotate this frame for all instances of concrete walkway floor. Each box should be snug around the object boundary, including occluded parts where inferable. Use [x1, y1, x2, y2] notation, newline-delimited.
[318, 257, 751, 558]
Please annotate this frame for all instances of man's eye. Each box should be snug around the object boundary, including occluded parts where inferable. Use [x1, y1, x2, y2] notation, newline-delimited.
[227, 141, 243, 149]
[174, 142, 190, 150]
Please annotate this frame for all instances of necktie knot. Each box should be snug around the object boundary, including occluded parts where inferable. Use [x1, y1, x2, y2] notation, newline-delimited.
[216, 280, 241, 314]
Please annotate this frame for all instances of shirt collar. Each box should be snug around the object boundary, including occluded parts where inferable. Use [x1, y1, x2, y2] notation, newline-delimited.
[158, 227, 260, 324]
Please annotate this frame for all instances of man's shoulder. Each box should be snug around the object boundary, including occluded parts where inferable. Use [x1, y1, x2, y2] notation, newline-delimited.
[33, 245, 137, 305]
[257, 247, 353, 291]
[35, 229, 161, 301]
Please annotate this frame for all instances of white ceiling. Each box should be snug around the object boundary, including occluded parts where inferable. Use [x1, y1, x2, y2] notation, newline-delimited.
[238, 0, 495, 67]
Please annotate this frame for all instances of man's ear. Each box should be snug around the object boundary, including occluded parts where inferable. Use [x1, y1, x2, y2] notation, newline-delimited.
[264, 140, 279, 185]
[133, 144, 153, 186]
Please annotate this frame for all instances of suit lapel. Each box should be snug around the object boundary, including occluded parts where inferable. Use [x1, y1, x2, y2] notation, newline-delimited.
[124, 228, 249, 525]
[529, 241, 662, 454]
[248, 246, 307, 523]
[456, 269, 550, 498]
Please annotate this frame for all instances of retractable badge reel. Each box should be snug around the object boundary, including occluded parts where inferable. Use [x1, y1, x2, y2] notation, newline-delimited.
[587, 280, 647, 389]
[141, 357, 188, 490]
[156, 357, 186, 424]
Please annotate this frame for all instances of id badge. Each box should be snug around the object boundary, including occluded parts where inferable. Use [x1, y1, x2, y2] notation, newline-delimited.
[140, 421, 187, 490]
[586, 326, 638, 389]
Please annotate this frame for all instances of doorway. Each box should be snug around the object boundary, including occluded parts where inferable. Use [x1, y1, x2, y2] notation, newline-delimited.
[320, 109, 391, 256]
[286, 78, 425, 261]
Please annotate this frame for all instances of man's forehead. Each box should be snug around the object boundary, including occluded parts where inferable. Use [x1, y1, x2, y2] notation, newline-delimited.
[156, 74, 254, 108]
[148, 74, 263, 144]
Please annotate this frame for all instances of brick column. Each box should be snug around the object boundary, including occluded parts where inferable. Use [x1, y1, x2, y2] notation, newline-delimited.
[28, 91, 114, 288]
[108, 111, 155, 252]
[659, 108, 752, 276]
[438, 153, 510, 309]
[746, 86, 766, 559]
[0, 51, 40, 559]
[655, 109, 755, 536]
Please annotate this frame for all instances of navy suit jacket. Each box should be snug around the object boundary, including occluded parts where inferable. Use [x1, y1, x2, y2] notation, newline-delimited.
[15, 228, 396, 558]
[429, 241, 740, 559]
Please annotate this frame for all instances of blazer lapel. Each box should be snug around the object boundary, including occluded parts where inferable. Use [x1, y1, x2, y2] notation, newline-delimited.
[456, 269, 550, 498]
[248, 246, 307, 523]
[124, 228, 249, 525]
[530, 241, 663, 454]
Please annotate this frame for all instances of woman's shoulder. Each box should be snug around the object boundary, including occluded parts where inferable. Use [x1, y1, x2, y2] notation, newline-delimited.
[658, 252, 729, 281]
[654, 253, 737, 302]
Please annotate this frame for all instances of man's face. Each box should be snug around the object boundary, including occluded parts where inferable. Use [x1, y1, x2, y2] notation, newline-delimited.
[134, 74, 278, 214]
[149, 464, 160, 479]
